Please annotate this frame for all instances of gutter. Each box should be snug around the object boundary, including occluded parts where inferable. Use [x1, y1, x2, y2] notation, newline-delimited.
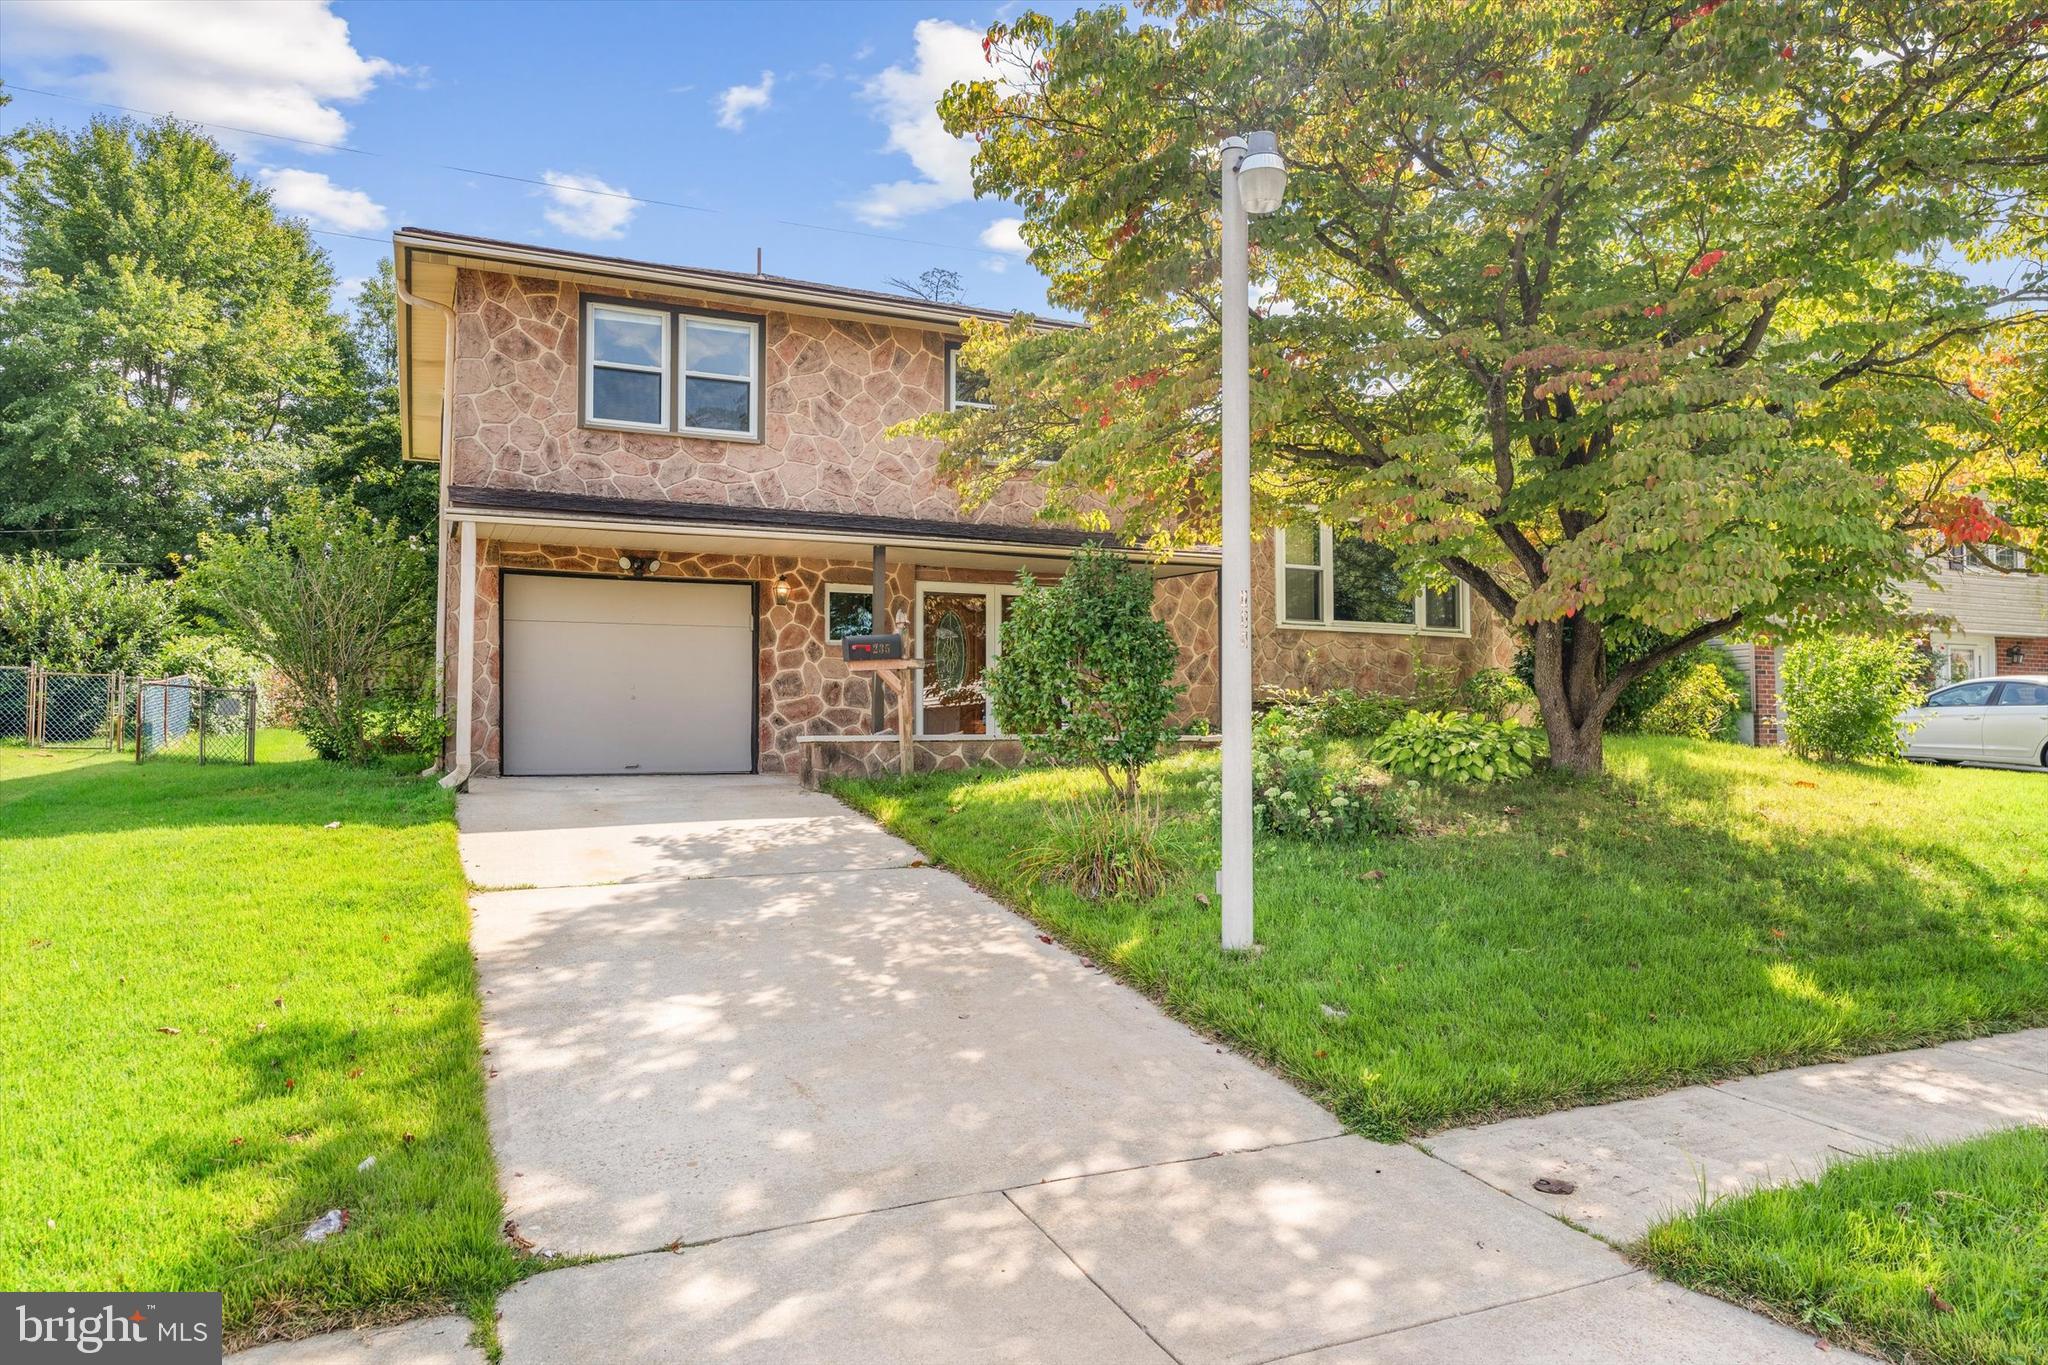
[393, 271, 467, 786]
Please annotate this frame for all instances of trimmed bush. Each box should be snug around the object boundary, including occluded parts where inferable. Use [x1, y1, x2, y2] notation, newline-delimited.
[1369, 710, 1540, 783]
[986, 546, 1182, 804]
[0, 552, 177, 673]
[1782, 635, 1924, 762]
[1638, 659, 1745, 741]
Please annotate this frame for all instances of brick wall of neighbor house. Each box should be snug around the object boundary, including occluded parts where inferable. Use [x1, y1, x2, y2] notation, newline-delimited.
[448, 267, 1052, 528]
[446, 540, 1226, 777]
[1752, 645, 1782, 745]
[1996, 636, 2048, 674]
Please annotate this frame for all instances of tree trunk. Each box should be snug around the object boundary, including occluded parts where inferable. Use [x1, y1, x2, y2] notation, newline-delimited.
[1528, 618, 1612, 777]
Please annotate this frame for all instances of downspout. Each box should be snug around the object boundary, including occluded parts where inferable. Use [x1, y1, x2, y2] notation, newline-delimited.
[395, 276, 466, 784]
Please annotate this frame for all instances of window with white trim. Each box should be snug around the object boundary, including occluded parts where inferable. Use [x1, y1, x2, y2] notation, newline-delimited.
[582, 299, 761, 439]
[1276, 525, 1466, 634]
[586, 303, 669, 429]
[946, 342, 992, 410]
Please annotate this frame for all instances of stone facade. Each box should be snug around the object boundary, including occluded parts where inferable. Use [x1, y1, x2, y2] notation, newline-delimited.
[448, 267, 1048, 527]
[447, 539, 1225, 778]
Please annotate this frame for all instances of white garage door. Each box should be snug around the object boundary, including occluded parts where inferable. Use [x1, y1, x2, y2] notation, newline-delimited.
[502, 574, 754, 776]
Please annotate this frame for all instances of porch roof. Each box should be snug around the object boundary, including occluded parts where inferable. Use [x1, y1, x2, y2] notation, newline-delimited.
[445, 484, 1220, 577]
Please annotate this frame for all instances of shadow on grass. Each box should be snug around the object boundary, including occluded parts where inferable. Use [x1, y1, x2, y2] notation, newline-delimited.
[144, 944, 525, 1344]
[830, 741, 2048, 1137]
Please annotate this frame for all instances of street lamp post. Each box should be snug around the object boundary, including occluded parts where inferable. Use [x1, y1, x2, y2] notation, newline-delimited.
[1219, 131, 1286, 952]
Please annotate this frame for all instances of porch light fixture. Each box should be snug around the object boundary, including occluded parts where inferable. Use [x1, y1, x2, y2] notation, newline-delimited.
[2006, 643, 2026, 665]
[618, 553, 657, 578]
[775, 576, 793, 603]
[1218, 130, 1287, 953]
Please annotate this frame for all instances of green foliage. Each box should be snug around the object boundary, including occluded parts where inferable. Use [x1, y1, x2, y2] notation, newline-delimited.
[1638, 659, 1747, 741]
[182, 493, 432, 763]
[915, 2, 2045, 770]
[152, 632, 265, 689]
[1782, 635, 1925, 763]
[308, 262, 440, 546]
[0, 551, 178, 673]
[1207, 732, 1416, 840]
[1257, 685, 1410, 741]
[359, 687, 450, 764]
[1457, 667, 1536, 722]
[985, 546, 1182, 803]
[1370, 710, 1540, 784]
[1016, 794, 1190, 900]
[0, 116, 345, 566]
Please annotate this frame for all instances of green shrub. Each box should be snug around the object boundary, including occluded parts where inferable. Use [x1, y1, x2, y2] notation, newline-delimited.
[0, 551, 177, 673]
[359, 688, 449, 761]
[986, 546, 1182, 804]
[1457, 667, 1536, 721]
[1638, 659, 1746, 741]
[1205, 734, 1416, 840]
[1257, 686, 1409, 741]
[1782, 635, 1924, 762]
[1017, 795, 1189, 900]
[152, 633, 265, 689]
[1369, 710, 1540, 783]
[182, 492, 431, 762]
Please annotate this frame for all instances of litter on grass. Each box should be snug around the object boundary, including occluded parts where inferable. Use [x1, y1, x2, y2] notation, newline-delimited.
[302, 1209, 349, 1243]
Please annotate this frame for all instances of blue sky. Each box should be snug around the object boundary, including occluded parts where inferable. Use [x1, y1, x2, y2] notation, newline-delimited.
[0, 0, 1066, 313]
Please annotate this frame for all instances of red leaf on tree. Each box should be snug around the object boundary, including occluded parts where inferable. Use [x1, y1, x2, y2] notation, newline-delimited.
[1688, 250, 1725, 277]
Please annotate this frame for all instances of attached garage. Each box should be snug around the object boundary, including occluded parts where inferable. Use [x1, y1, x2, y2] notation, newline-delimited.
[501, 573, 756, 776]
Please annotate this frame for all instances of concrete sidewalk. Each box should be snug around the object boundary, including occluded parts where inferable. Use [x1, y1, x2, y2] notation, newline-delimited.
[1427, 1029, 2048, 1241]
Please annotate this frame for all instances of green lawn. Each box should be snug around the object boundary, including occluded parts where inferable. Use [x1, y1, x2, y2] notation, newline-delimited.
[1638, 1127, 2048, 1364]
[0, 735, 522, 1347]
[831, 737, 2048, 1139]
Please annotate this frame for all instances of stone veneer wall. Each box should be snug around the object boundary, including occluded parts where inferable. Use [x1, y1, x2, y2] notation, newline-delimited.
[447, 539, 1228, 777]
[447, 267, 1050, 528]
[1247, 535, 1518, 695]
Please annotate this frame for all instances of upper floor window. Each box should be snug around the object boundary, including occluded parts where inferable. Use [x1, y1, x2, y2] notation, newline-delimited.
[946, 341, 993, 411]
[1277, 525, 1466, 635]
[582, 296, 761, 440]
[1946, 543, 2028, 572]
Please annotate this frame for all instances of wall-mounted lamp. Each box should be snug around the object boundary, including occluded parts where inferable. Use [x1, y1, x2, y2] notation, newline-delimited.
[774, 575, 793, 603]
[617, 553, 657, 578]
[2005, 643, 2026, 666]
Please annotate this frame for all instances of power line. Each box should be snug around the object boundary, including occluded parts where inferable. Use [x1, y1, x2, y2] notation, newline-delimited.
[2, 82, 1019, 262]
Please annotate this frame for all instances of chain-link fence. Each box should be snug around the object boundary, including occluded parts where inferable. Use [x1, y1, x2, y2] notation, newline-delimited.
[135, 677, 257, 765]
[1, 665, 127, 749]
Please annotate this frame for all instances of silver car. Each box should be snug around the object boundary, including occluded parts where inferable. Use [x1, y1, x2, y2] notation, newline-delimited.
[1900, 673, 2048, 770]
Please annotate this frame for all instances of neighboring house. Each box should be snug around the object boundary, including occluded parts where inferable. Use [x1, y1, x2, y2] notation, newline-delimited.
[1738, 547, 2047, 745]
[391, 228, 1513, 782]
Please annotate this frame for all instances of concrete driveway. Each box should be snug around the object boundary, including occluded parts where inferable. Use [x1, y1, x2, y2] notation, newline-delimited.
[460, 775, 1848, 1364]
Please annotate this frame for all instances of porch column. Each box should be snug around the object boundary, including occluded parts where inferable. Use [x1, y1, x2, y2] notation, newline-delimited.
[442, 519, 478, 786]
[871, 543, 887, 735]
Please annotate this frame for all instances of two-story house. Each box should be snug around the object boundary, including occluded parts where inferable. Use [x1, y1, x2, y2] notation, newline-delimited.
[391, 228, 1514, 783]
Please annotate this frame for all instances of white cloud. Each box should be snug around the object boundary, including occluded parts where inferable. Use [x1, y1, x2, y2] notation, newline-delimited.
[540, 171, 637, 240]
[4, 0, 396, 148]
[853, 19, 991, 226]
[261, 168, 388, 233]
[980, 217, 1028, 256]
[716, 71, 775, 132]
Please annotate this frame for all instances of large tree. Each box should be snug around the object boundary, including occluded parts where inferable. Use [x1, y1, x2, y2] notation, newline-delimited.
[914, 0, 2048, 772]
[307, 260, 439, 545]
[0, 116, 344, 568]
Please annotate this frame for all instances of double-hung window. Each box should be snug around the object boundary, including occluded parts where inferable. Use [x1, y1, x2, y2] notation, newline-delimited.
[583, 297, 761, 439]
[586, 303, 669, 430]
[1276, 525, 1466, 634]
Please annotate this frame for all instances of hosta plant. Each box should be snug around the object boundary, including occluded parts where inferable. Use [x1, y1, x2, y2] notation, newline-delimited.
[1369, 711, 1540, 784]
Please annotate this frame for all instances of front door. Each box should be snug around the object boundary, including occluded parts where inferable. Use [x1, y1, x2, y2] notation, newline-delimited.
[919, 591, 991, 735]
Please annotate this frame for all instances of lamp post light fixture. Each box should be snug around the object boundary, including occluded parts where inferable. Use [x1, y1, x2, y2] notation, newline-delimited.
[1218, 130, 1286, 952]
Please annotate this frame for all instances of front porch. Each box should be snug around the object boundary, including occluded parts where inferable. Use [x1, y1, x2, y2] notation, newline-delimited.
[437, 486, 1220, 779]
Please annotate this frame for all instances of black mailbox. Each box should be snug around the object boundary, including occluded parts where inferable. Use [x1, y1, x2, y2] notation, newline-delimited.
[843, 632, 906, 662]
